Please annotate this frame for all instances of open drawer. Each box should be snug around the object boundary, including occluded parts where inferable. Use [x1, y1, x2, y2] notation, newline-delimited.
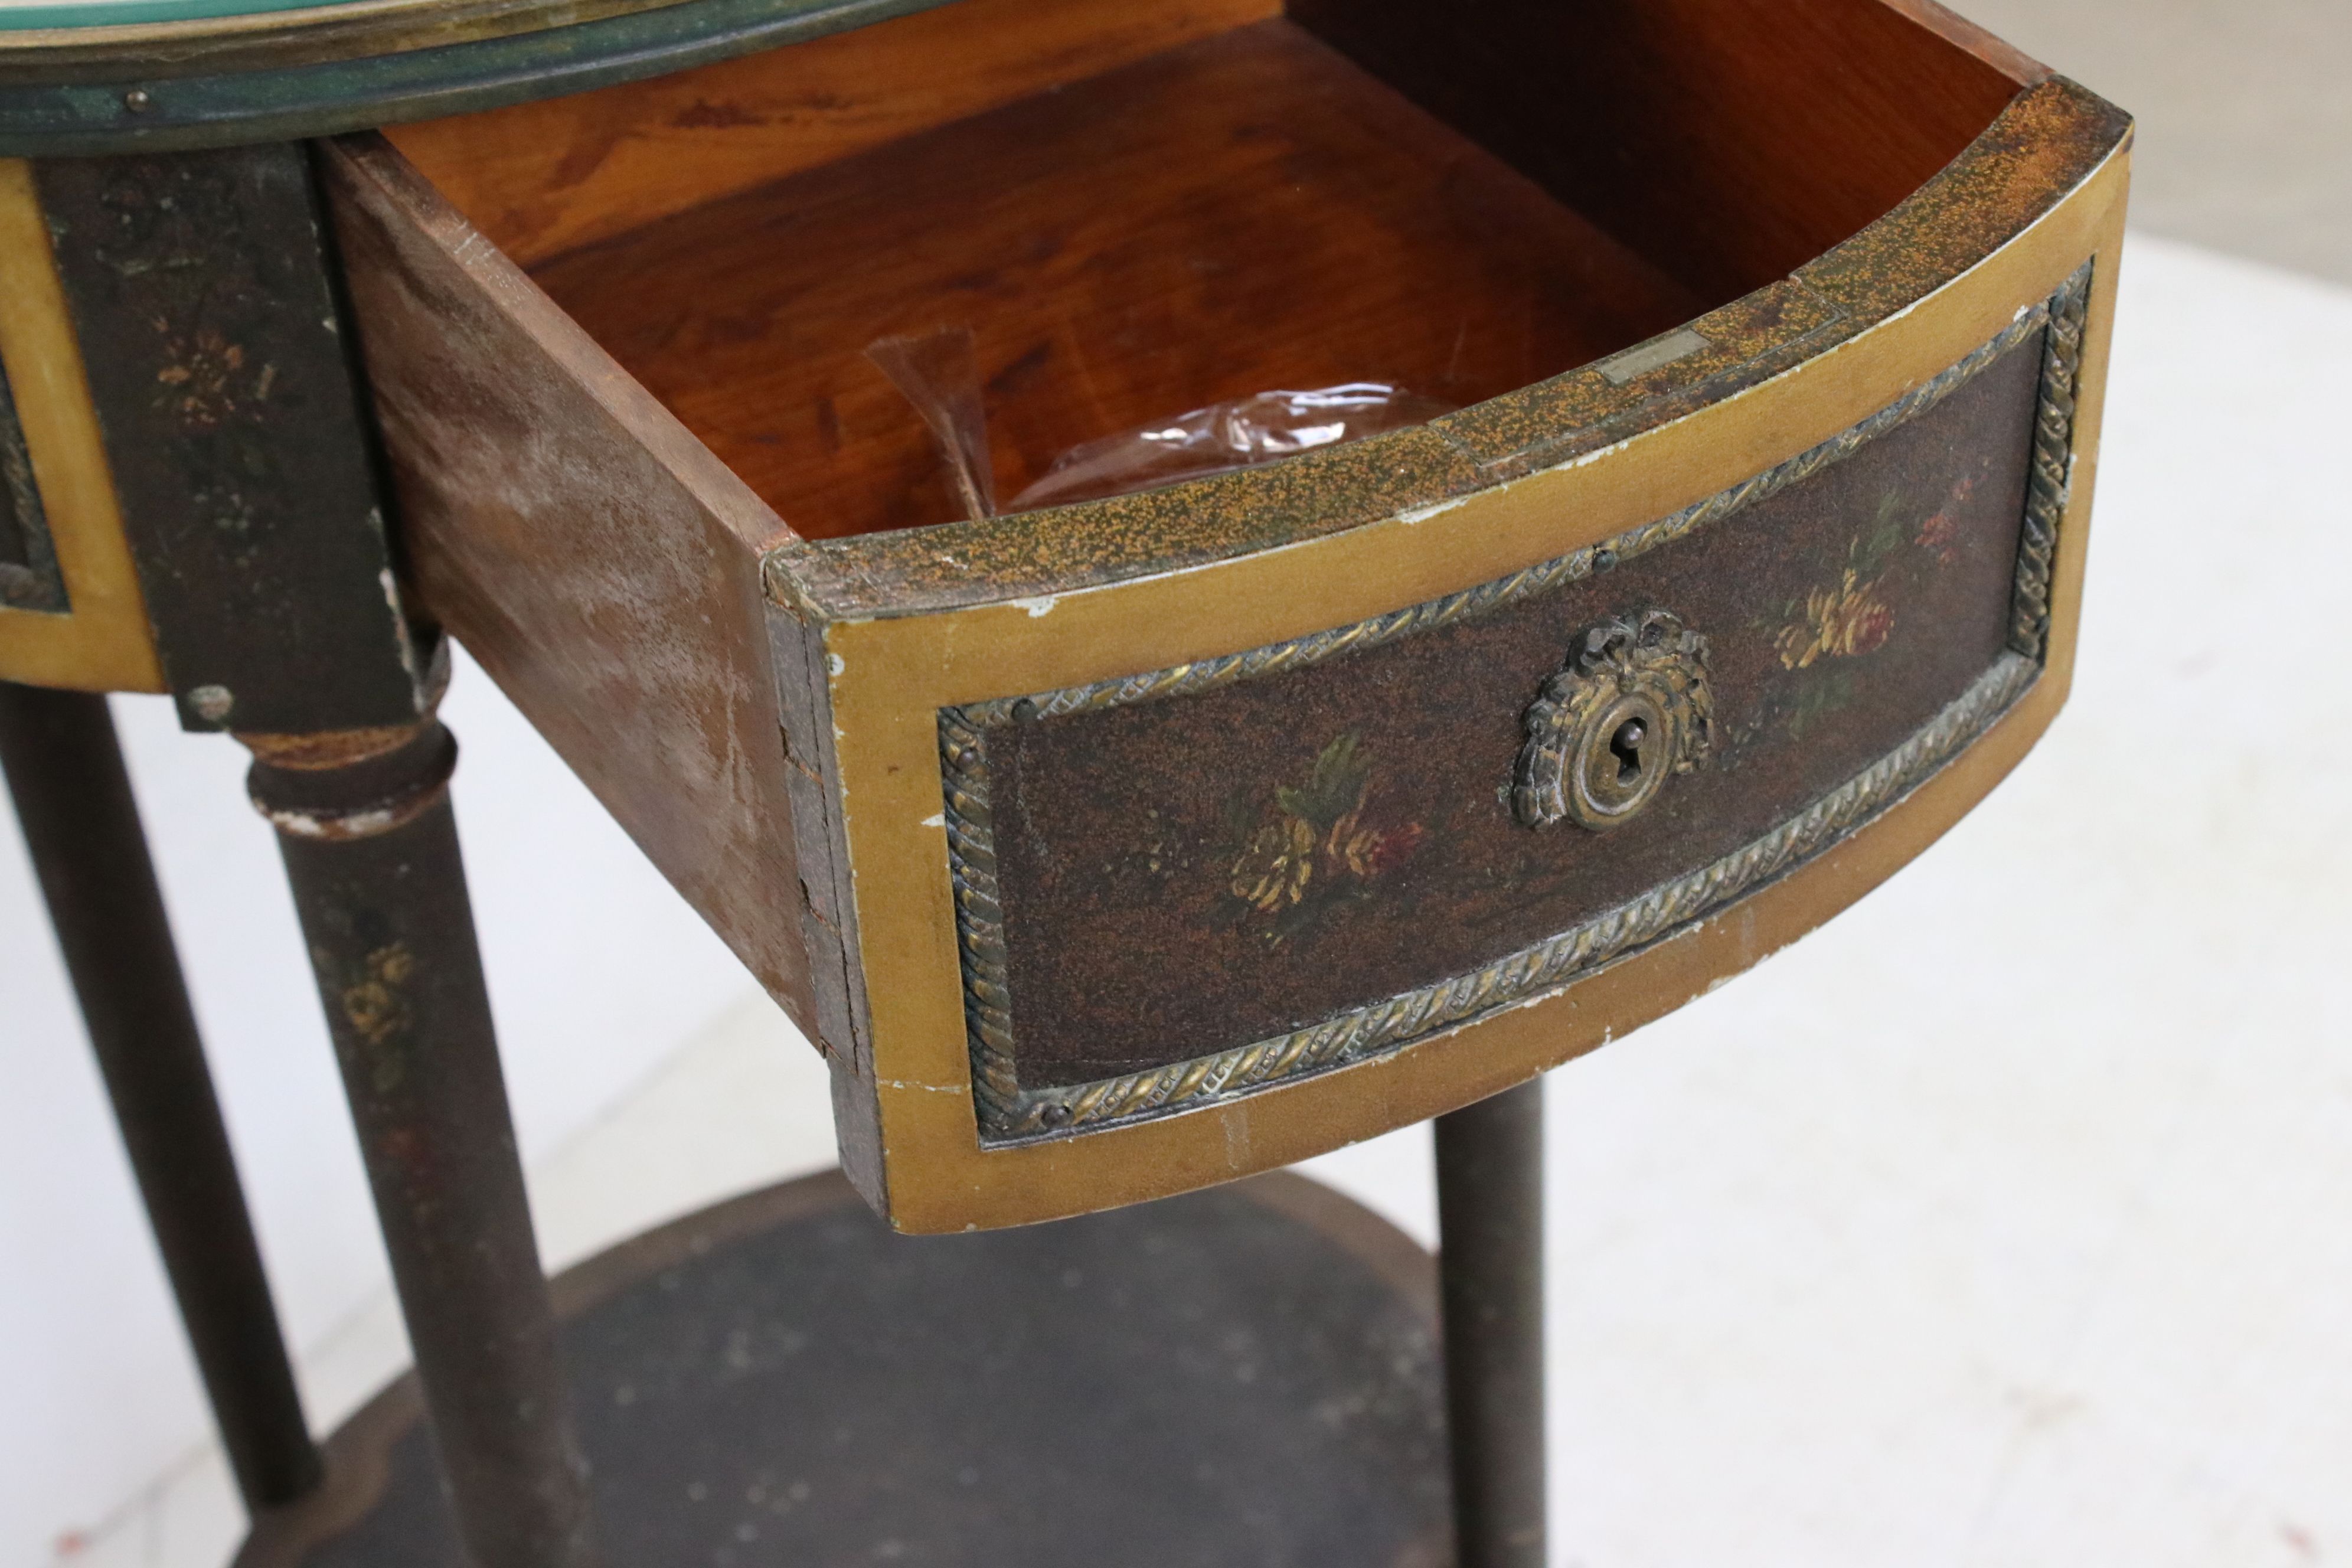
[319, 0, 2130, 1231]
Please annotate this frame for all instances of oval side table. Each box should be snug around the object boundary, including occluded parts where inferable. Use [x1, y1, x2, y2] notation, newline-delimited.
[0, 4, 2128, 1565]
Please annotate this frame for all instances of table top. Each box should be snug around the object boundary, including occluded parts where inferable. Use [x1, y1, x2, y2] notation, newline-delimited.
[0, 0, 333, 30]
[0, 0, 945, 155]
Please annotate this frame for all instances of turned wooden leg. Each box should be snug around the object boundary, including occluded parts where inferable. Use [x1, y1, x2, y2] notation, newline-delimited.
[1435, 1079, 1547, 1568]
[245, 717, 601, 1568]
[0, 681, 322, 1513]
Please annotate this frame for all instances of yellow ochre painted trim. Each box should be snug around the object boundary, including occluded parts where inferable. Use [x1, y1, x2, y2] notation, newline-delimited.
[0, 158, 165, 695]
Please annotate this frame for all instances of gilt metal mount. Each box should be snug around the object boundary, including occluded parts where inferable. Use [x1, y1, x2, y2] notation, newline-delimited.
[1514, 610, 1713, 831]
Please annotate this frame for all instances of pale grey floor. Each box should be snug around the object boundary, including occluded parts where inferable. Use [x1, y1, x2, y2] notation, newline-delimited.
[1954, 0, 2352, 283]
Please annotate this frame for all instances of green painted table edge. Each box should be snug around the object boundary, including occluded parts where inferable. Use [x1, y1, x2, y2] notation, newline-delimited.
[0, 0, 326, 32]
[0, 0, 949, 153]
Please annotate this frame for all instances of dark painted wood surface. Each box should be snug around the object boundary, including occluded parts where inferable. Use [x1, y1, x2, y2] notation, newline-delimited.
[530, 19, 1704, 540]
[241, 1172, 1449, 1568]
[0, 358, 63, 612]
[37, 145, 432, 733]
[980, 335, 2042, 1089]
[253, 733, 599, 1568]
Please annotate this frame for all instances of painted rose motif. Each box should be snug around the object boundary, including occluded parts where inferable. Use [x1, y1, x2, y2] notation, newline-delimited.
[1914, 474, 1975, 566]
[1770, 477, 1974, 674]
[1753, 471, 1985, 736]
[1220, 732, 1425, 947]
[1773, 566, 1896, 669]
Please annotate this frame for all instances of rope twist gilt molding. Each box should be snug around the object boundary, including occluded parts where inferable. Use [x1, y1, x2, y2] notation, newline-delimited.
[2010, 265, 2090, 658]
[943, 263, 2093, 1144]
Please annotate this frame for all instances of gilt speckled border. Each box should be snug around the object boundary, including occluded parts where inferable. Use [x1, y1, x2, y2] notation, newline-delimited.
[944, 264, 2090, 1144]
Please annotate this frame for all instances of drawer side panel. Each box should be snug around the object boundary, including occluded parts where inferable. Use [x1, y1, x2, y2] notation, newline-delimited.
[320, 134, 818, 1027]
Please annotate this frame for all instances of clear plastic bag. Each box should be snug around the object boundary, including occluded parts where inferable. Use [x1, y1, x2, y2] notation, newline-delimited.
[867, 326, 1453, 519]
[1009, 383, 1455, 511]
[865, 327, 999, 522]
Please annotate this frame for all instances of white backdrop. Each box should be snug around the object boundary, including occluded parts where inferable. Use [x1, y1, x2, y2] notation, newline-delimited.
[5, 234, 2350, 1567]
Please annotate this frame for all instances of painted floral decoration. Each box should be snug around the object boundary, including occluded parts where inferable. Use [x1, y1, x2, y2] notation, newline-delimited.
[1220, 732, 1425, 947]
[1914, 473, 1975, 566]
[1769, 472, 1974, 675]
[1753, 470, 1981, 737]
[1773, 566, 1896, 670]
[153, 326, 276, 432]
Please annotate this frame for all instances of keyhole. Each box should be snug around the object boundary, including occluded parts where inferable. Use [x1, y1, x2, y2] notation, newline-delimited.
[1609, 718, 1647, 785]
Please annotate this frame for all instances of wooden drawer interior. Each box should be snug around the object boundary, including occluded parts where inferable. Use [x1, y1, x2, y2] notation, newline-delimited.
[381, 0, 2027, 541]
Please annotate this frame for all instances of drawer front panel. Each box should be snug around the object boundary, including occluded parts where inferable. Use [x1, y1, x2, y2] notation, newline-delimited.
[946, 270, 2085, 1143]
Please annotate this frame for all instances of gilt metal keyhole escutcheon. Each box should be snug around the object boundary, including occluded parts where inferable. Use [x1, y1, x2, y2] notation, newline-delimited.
[1514, 610, 1714, 831]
